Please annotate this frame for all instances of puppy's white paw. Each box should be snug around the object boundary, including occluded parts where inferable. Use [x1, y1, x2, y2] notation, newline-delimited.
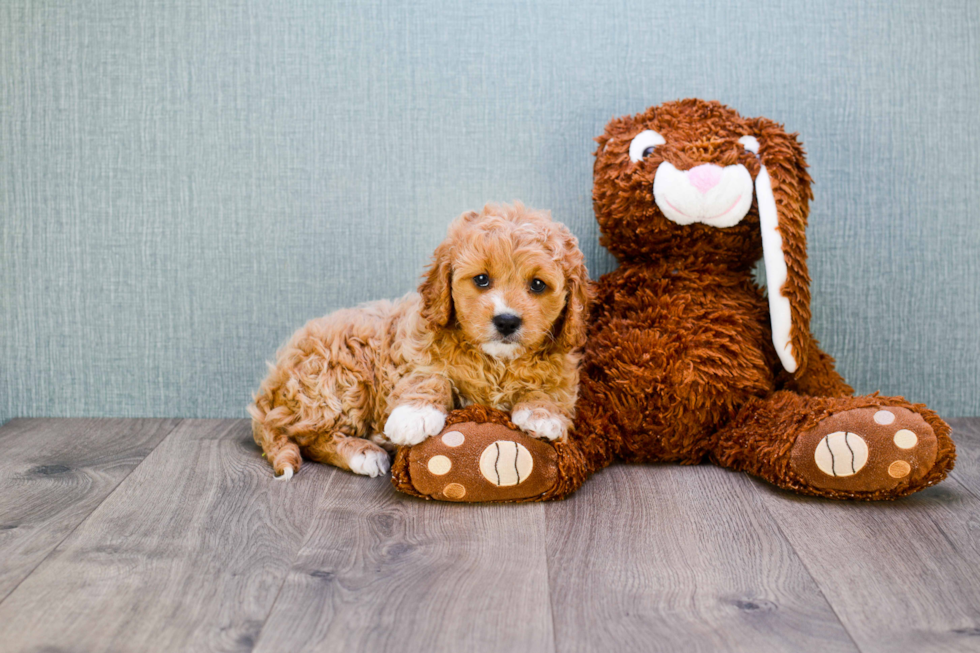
[275, 466, 294, 481]
[384, 404, 447, 446]
[349, 449, 391, 477]
[512, 408, 566, 441]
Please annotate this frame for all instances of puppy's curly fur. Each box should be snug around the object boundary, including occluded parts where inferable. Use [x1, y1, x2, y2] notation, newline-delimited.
[249, 202, 590, 479]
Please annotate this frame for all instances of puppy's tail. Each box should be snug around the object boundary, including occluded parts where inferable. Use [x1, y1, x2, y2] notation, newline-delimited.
[249, 392, 302, 479]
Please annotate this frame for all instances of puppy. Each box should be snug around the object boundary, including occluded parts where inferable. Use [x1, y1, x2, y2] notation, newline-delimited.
[249, 202, 590, 480]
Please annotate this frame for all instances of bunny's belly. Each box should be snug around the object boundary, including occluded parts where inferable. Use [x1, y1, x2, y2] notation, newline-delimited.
[582, 271, 777, 463]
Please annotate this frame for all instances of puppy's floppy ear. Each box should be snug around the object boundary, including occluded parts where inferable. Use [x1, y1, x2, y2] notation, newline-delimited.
[747, 117, 814, 376]
[419, 211, 476, 329]
[553, 227, 592, 352]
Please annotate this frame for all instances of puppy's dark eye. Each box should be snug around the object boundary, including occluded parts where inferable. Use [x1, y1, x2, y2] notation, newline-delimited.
[642, 146, 656, 158]
[473, 274, 491, 288]
[529, 278, 547, 294]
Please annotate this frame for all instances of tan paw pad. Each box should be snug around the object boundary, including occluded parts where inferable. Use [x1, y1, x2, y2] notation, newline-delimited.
[441, 430, 465, 447]
[443, 483, 466, 499]
[893, 429, 917, 449]
[873, 410, 896, 425]
[427, 455, 451, 475]
[814, 432, 868, 477]
[479, 441, 533, 487]
[888, 460, 911, 478]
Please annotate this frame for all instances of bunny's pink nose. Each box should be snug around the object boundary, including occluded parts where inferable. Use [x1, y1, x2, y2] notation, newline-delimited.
[686, 164, 723, 194]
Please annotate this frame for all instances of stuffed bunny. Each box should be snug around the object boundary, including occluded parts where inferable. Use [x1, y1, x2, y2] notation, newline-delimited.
[391, 99, 956, 502]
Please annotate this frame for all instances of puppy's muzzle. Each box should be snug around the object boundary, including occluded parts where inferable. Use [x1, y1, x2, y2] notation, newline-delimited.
[492, 313, 522, 337]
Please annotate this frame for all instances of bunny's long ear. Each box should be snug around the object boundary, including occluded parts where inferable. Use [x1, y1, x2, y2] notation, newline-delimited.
[745, 121, 814, 376]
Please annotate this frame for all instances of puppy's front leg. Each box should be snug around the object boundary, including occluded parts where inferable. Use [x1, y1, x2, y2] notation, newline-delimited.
[512, 393, 573, 441]
[384, 374, 453, 446]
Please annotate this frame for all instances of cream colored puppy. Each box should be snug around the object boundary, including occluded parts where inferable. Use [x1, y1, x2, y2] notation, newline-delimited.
[249, 203, 590, 479]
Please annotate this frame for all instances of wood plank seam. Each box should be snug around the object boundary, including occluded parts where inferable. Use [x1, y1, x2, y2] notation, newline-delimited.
[544, 518, 560, 653]
[948, 474, 980, 503]
[0, 419, 341, 651]
[0, 419, 183, 608]
[947, 419, 980, 502]
[249, 466, 340, 651]
[755, 479, 980, 650]
[750, 486, 865, 653]
[251, 470, 556, 652]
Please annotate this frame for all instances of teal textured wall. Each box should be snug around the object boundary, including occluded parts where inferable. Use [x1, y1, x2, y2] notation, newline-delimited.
[2, 0, 978, 421]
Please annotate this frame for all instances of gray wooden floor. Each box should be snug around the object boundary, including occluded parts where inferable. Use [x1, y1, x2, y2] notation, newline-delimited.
[1, 419, 979, 653]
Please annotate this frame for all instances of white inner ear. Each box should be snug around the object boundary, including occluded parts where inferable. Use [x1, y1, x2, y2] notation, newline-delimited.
[756, 165, 798, 373]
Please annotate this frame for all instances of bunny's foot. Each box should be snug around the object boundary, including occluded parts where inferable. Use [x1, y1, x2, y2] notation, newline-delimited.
[391, 416, 559, 502]
[789, 405, 941, 496]
[715, 391, 955, 499]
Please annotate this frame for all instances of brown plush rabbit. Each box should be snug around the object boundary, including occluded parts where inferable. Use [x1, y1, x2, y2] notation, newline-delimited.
[392, 99, 956, 502]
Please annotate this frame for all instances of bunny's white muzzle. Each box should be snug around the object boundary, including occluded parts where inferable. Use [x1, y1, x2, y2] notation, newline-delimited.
[653, 162, 754, 228]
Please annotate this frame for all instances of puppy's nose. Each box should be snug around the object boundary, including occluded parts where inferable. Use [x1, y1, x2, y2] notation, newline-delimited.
[492, 314, 522, 336]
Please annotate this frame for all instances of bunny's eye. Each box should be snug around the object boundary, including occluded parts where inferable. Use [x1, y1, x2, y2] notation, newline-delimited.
[738, 135, 760, 156]
[629, 130, 666, 163]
